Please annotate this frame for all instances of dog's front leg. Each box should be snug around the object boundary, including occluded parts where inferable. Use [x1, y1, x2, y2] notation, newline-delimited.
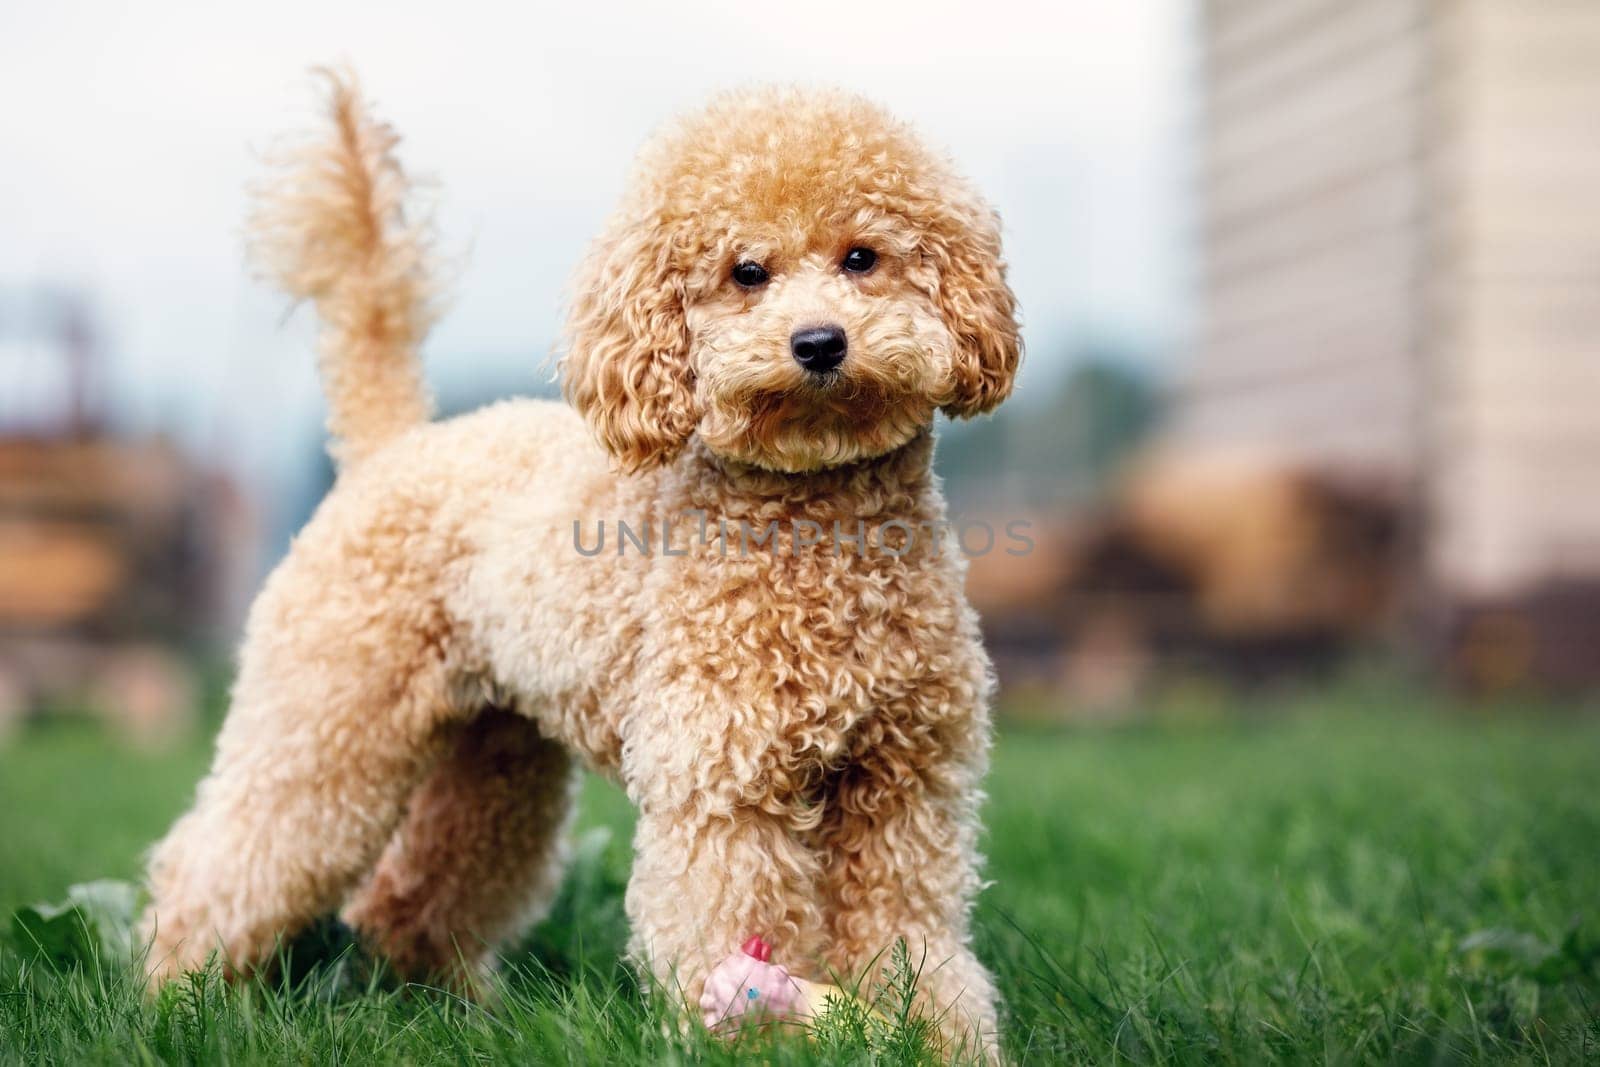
[625, 800, 827, 1013]
[619, 698, 827, 1019]
[818, 691, 1000, 1059]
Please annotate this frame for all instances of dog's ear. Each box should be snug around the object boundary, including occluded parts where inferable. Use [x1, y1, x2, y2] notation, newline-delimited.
[561, 212, 698, 472]
[927, 197, 1022, 418]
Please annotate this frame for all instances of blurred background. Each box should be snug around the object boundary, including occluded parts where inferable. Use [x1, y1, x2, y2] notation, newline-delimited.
[3, 0, 1598, 745]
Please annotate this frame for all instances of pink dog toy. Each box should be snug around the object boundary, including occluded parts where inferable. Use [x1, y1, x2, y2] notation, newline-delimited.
[700, 935, 882, 1034]
[699, 936, 813, 1031]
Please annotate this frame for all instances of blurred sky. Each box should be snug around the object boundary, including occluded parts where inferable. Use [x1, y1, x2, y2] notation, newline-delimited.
[0, 0, 1190, 497]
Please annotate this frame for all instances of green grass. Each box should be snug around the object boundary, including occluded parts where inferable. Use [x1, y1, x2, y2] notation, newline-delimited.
[3, 683, 1599, 1064]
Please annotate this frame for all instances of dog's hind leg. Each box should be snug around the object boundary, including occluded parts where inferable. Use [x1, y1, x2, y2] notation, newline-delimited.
[139, 531, 465, 988]
[342, 707, 578, 989]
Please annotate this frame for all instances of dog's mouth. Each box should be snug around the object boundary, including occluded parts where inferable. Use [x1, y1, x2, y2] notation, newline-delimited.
[796, 367, 845, 391]
[698, 375, 934, 472]
[766, 376, 901, 431]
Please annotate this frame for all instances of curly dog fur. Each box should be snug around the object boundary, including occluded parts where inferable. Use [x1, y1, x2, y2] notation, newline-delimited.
[141, 72, 1020, 1053]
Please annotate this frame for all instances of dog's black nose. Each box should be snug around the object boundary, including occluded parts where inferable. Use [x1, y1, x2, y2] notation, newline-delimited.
[790, 325, 848, 373]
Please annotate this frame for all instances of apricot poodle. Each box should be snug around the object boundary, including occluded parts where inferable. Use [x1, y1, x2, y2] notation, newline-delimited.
[141, 72, 1020, 1054]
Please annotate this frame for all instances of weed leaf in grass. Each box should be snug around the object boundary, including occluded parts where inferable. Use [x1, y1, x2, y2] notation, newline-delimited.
[9, 878, 140, 968]
[1457, 920, 1600, 985]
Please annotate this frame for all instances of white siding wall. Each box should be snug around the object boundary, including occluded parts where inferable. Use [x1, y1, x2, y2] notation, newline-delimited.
[1188, 0, 1600, 601]
[1180, 0, 1428, 475]
[1428, 0, 1600, 595]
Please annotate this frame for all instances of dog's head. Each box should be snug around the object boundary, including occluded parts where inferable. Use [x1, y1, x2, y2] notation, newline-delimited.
[561, 87, 1020, 474]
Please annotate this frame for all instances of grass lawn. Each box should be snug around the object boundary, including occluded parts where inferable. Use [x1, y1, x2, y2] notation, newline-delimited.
[2, 682, 1598, 1063]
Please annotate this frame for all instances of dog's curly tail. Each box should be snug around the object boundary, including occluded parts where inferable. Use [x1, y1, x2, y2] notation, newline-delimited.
[251, 69, 438, 467]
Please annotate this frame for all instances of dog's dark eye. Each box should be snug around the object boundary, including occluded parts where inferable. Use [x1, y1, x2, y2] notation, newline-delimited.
[731, 261, 769, 288]
[841, 247, 877, 274]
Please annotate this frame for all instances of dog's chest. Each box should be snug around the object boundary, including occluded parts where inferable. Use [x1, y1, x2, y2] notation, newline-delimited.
[607, 440, 986, 799]
[649, 517, 970, 757]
